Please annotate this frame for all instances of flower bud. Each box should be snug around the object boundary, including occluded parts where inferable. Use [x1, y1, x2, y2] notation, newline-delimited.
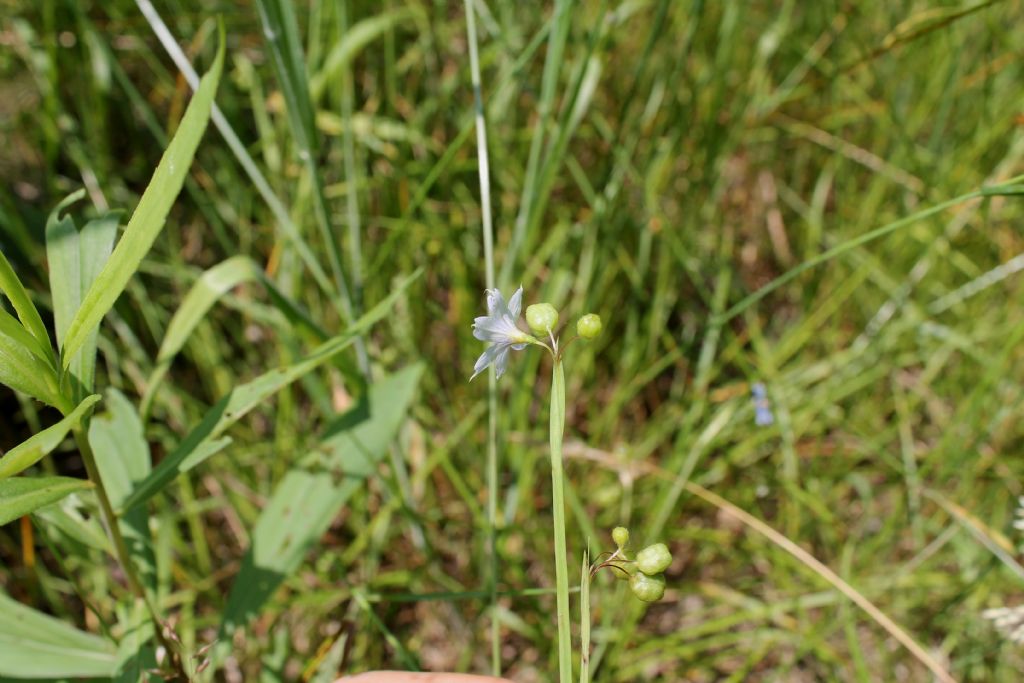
[629, 572, 665, 602]
[526, 303, 559, 334]
[576, 313, 602, 339]
[612, 526, 630, 548]
[635, 543, 672, 575]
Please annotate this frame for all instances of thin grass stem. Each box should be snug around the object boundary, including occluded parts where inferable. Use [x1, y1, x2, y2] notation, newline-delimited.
[501, 0, 573, 287]
[580, 549, 591, 683]
[135, 0, 370, 376]
[338, 0, 365, 332]
[463, 0, 501, 674]
[716, 175, 1024, 324]
[133, 0, 334, 301]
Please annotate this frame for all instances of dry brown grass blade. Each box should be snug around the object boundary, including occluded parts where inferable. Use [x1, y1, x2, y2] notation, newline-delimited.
[683, 480, 956, 683]
[563, 442, 956, 682]
[923, 488, 1024, 583]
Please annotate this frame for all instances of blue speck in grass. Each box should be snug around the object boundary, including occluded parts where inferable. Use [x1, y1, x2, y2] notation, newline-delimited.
[751, 382, 774, 426]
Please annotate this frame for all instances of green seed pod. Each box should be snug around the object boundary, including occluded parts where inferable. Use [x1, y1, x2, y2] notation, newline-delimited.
[526, 303, 559, 334]
[636, 543, 672, 576]
[612, 526, 630, 548]
[629, 572, 666, 602]
[576, 313, 603, 339]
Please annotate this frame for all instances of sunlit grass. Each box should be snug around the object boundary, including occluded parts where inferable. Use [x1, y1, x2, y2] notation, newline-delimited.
[2, 1, 1024, 681]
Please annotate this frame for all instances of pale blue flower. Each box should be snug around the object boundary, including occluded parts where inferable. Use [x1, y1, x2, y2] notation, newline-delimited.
[751, 382, 774, 426]
[471, 286, 533, 380]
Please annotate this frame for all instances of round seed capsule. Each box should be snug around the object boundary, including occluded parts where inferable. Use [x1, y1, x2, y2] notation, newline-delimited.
[612, 526, 630, 548]
[526, 303, 559, 334]
[576, 313, 603, 339]
[635, 543, 672, 576]
[629, 572, 666, 602]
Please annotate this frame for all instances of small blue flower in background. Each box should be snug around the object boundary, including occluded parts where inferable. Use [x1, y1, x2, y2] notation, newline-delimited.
[471, 286, 534, 380]
[751, 382, 774, 426]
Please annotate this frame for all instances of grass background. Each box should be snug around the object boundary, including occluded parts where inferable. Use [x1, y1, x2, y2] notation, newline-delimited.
[3, 0, 1024, 680]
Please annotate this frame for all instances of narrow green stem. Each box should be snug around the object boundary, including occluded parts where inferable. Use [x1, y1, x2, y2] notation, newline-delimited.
[579, 550, 591, 683]
[463, 0, 501, 672]
[72, 427, 185, 679]
[549, 358, 572, 683]
[486, 372, 500, 673]
[72, 427, 143, 594]
[337, 0, 368, 378]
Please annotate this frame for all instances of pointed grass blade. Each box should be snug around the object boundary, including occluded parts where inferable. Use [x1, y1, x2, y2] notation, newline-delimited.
[120, 270, 421, 512]
[61, 34, 225, 366]
[0, 476, 92, 526]
[0, 395, 100, 479]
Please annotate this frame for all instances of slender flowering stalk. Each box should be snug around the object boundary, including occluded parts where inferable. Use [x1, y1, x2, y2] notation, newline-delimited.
[470, 296, 663, 681]
[549, 355, 572, 683]
[462, 0, 501, 670]
[470, 285, 540, 674]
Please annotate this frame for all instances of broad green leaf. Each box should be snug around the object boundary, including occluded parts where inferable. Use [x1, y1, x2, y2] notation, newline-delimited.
[45, 191, 86, 350]
[217, 471, 337, 642]
[47, 194, 121, 401]
[302, 363, 424, 475]
[90, 389, 156, 589]
[0, 394, 100, 479]
[0, 476, 92, 527]
[73, 212, 120, 397]
[219, 364, 422, 640]
[0, 244, 51, 357]
[0, 591, 117, 678]
[0, 305, 49, 364]
[33, 492, 111, 554]
[177, 436, 232, 472]
[120, 270, 419, 512]
[0, 326, 63, 410]
[61, 37, 225, 366]
[310, 9, 417, 100]
[88, 390, 150, 507]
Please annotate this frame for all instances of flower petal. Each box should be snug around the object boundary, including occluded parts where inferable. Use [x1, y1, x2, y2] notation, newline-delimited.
[493, 346, 511, 379]
[471, 344, 501, 380]
[473, 314, 525, 343]
[485, 288, 506, 317]
[473, 321, 510, 342]
[508, 286, 524, 319]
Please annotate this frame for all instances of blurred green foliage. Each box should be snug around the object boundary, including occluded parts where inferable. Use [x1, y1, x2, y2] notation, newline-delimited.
[2, 0, 1024, 680]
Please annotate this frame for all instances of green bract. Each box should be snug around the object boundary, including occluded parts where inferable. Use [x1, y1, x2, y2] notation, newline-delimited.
[636, 542, 672, 575]
[576, 313, 602, 339]
[526, 302, 559, 334]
